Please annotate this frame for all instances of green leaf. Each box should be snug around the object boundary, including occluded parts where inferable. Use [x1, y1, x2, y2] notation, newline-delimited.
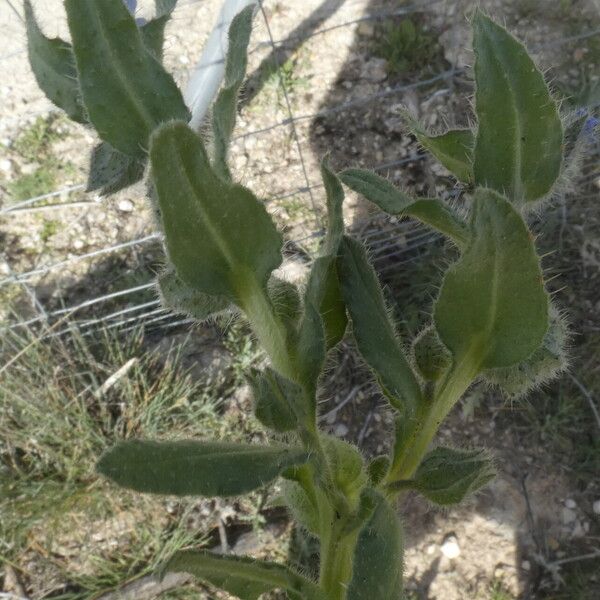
[150, 121, 283, 301]
[472, 11, 563, 204]
[403, 113, 474, 183]
[412, 326, 452, 382]
[294, 300, 326, 400]
[86, 142, 145, 195]
[367, 456, 390, 486]
[268, 277, 301, 327]
[281, 476, 323, 535]
[163, 551, 325, 600]
[97, 440, 308, 497]
[158, 268, 231, 321]
[65, 0, 190, 157]
[24, 0, 86, 123]
[482, 303, 569, 398]
[302, 160, 348, 351]
[321, 435, 367, 500]
[212, 6, 254, 180]
[347, 491, 403, 600]
[339, 235, 422, 414]
[402, 446, 496, 506]
[340, 169, 470, 248]
[139, 0, 179, 60]
[250, 367, 299, 432]
[434, 188, 548, 370]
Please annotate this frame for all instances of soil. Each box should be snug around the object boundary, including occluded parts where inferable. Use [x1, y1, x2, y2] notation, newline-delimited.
[1, 0, 600, 598]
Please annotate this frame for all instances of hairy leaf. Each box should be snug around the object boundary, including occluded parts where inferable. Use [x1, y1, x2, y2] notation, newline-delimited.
[339, 236, 422, 413]
[412, 326, 452, 382]
[164, 551, 325, 600]
[97, 440, 308, 497]
[434, 188, 548, 370]
[158, 269, 231, 321]
[340, 169, 469, 247]
[86, 142, 145, 195]
[321, 435, 367, 500]
[404, 113, 474, 183]
[347, 491, 403, 600]
[250, 367, 299, 432]
[303, 160, 348, 351]
[139, 0, 179, 60]
[472, 11, 563, 204]
[212, 6, 254, 179]
[24, 0, 86, 123]
[482, 303, 569, 397]
[65, 0, 190, 157]
[406, 446, 496, 506]
[150, 122, 283, 300]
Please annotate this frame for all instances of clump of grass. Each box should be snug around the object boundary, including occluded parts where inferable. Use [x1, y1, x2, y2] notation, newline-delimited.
[374, 17, 442, 76]
[7, 114, 73, 202]
[0, 322, 265, 598]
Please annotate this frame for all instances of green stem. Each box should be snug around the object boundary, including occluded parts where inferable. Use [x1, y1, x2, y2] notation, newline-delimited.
[319, 519, 356, 600]
[386, 348, 481, 485]
[236, 273, 295, 380]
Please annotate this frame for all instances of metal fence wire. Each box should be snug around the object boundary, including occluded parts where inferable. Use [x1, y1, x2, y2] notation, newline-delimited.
[1, 0, 599, 351]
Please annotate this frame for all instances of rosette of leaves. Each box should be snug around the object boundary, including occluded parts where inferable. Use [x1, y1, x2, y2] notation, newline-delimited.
[26, 4, 570, 599]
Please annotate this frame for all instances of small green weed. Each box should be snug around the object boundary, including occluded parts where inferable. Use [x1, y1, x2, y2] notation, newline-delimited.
[374, 17, 442, 76]
[7, 114, 72, 202]
[254, 52, 310, 108]
[12, 114, 65, 162]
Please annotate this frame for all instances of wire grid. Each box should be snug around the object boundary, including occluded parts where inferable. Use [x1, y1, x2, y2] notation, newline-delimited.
[1, 0, 598, 350]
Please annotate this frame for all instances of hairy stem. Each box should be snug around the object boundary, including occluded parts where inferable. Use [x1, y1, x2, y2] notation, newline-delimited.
[386, 348, 481, 485]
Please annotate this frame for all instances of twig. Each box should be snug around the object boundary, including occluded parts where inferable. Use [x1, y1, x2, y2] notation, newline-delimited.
[569, 373, 600, 431]
[93, 572, 192, 600]
[93, 358, 139, 398]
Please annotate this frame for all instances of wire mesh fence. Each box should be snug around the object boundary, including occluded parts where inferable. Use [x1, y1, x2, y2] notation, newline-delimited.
[1, 0, 599, 353]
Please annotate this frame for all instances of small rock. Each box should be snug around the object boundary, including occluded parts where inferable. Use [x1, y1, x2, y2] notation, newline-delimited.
[521, 560, 531, 571]
[561, 507, 577, 525]
[333, 423, 349, 438]
[426, 544, 436, 555]
[360, 58, 388, 83]
[357, 21, 375, 37]
[593, 499, 600, 515]
[73, 239, 85, 250]
[572, 521, 586, 538]
[117, 199, 134, 212]
[440, 536, 460, 559]
[179, 55, 190, 64]
[565, 498, 577, 509]
[0, 158, 12, 176]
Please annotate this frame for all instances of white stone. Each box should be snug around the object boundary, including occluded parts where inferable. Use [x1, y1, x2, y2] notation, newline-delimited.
[565, 498, 577, 509]
[521, 560, 531, 571]
[0, 158, 12, 175]
[593, 500, 600, 515]
[440, 537, 460, 559]
[333, 423, 348, 437]
[117, 199, 134, 212]
[561, 507, 577, 525]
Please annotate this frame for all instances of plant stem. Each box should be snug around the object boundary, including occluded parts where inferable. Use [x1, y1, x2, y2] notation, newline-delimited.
[386, 348, 481, 484]
[319, 519, 356, 600]
[236, 273, 294, 380]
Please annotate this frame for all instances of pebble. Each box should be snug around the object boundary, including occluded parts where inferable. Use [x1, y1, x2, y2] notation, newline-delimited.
[360, 58, 388, 83]
[0, 158, 12, 176]
[117, 199, 134, 212]
[440, 536, 460, 559]
[333, 423, 348, 437]
[561, 506, 577, 525]
[593, 499, 600, 515]
[521, 560, 531, 571]
[565, 498, 577, 509]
